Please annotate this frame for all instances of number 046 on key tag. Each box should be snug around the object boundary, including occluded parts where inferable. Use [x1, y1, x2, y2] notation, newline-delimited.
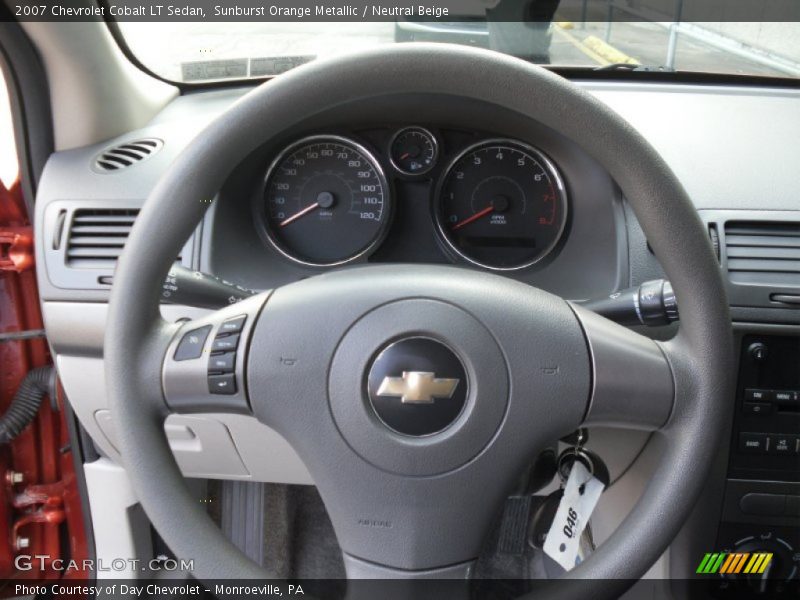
[543, 459, 606, 571]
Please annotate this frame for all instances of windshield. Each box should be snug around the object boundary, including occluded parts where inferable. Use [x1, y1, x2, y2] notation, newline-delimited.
[118, 20, 800, 83]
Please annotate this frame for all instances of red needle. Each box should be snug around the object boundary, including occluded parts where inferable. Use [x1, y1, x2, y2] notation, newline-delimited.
[400, 152, 410, 160]
[451, 205, 494, 231]
[279, 202, 320, 227]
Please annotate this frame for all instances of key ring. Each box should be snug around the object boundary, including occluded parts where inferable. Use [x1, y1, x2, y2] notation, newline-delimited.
[557, 446, 595, 486]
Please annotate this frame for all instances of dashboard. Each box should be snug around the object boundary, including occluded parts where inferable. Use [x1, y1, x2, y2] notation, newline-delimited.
[32, 79, 800, 585]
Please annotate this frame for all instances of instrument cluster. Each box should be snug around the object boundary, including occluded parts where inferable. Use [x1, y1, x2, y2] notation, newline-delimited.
[257, 126, 568, 271]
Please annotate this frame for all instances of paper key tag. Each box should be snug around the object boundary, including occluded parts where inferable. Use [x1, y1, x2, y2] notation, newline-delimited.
[543, 460, 606, 571]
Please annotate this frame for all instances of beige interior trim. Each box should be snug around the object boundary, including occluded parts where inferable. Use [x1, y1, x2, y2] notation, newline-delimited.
[20, 11, 177, 150]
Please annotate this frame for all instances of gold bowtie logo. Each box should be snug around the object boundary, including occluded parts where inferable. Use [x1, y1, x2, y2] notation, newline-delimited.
[376, 371, 460, 404]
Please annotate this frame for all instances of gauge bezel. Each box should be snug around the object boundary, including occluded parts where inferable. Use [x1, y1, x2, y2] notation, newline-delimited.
[388, 126, 439, 177]
[433, 138, 569, 272]
[260, 134, 392, 268]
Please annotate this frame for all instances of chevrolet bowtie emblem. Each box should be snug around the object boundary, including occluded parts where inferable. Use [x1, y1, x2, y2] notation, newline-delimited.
[376, 371, 460, 404]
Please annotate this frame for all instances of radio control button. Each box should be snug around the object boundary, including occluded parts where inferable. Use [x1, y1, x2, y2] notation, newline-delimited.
[208, 352, 236, 374]
[773, 390, 799, 403]
[744, 389, 771, 402]
[208, 374, 236, 395]
[211, 334, 240, 352]
[740, 493, 785, 516]
[748, 343, 768, 362]
[743, 402, 771, 416]
[771, 435, 797, 455]
[174, 325, 212, 361]
[739, 432, 769, 454]
[219, 315, 246, 335]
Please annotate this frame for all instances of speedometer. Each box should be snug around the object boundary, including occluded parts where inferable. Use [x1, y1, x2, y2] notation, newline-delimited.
[262, 135, 391, 267]
[434, 139, 568, 270]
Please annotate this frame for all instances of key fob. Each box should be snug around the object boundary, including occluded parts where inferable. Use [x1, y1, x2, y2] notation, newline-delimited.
[528, 490, 563, 550]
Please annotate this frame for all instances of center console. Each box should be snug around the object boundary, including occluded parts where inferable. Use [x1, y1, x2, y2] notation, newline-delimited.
[714, 334, 800, 596]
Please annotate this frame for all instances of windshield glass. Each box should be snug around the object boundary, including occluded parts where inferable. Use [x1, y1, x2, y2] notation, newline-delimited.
[118, 20, 800, 83]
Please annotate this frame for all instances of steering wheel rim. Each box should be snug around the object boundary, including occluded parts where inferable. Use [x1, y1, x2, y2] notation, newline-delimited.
[104, 44, 732, 590]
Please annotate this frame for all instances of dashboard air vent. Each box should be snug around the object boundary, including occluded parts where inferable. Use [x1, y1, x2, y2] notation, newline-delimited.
[65, 209, 140, 269]
[725, 221, 800, 287]
[93, 138, 163, 172]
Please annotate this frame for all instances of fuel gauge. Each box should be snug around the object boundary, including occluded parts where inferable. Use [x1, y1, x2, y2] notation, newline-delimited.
[389, 126, 438, 176]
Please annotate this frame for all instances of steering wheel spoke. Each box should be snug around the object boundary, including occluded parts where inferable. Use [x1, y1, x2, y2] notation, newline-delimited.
[162, 292, 271, 414]
[572, 304, 675, 431]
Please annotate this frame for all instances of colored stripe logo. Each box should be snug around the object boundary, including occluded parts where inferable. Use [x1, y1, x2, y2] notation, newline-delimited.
[696, 552, 772, 574]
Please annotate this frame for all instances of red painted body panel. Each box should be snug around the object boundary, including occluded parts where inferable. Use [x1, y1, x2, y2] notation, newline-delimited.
[0, 179, 89, 579]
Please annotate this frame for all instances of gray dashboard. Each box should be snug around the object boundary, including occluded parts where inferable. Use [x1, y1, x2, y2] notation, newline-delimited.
[34, 79, 800, 484]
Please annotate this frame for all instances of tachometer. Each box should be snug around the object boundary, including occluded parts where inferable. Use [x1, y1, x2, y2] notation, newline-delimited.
[262, 136, 390, 267]
[434, 139, 567, 270]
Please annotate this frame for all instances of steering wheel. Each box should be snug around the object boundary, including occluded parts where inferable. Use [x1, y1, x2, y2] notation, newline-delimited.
[104, 44, 732, 594]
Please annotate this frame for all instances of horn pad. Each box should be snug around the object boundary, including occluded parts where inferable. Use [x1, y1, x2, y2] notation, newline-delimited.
[329, 298, 509, 477]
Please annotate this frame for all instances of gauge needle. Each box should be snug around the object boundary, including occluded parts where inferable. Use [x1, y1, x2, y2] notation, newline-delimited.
[279, 202, 320, 227]
[451, 206, 494, 231]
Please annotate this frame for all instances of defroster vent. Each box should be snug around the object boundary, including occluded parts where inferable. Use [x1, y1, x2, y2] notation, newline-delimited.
[93, 138, 162, 172]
